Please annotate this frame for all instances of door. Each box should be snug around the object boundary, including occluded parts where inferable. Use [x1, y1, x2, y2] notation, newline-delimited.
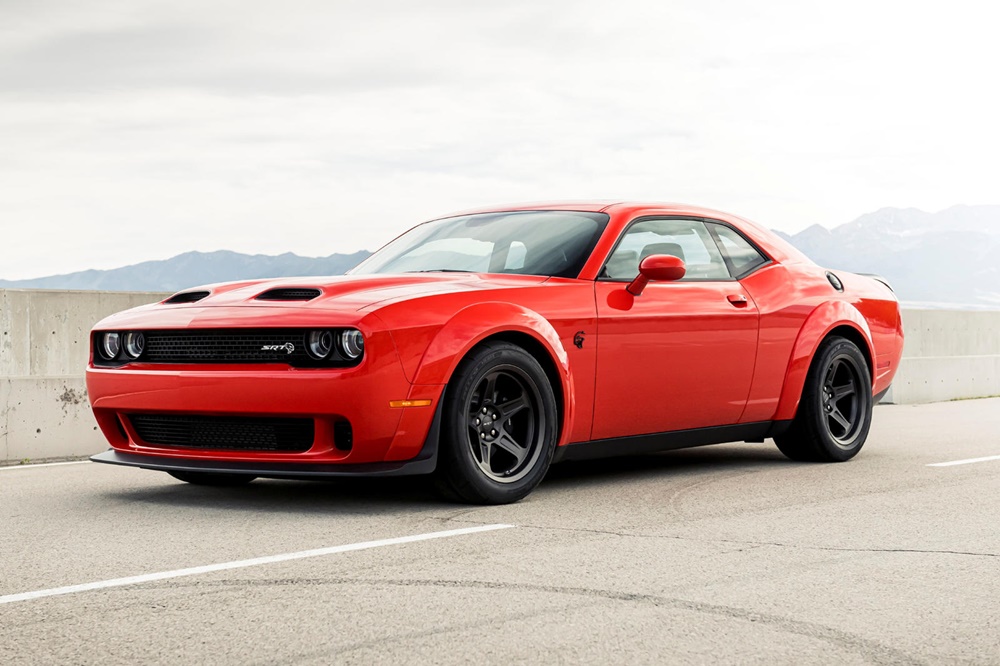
[592, 217, 759, 440]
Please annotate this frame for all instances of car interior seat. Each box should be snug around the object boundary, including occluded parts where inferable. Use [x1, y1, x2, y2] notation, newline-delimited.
[639, 242, 685, 262]
[604, 250, 638, 279]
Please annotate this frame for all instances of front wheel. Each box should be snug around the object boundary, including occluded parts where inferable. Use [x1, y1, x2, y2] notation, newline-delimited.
[167, 471, 256, 486]
[433, 342, 558, 504]
[775, 336, 873, 462]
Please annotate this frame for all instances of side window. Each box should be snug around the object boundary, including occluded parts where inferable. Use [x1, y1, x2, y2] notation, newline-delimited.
[711, 224, 768, 277]
[603, 218, 730, 280]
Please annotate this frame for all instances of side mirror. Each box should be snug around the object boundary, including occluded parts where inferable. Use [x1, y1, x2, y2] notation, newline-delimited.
[626, 254, 686, 296]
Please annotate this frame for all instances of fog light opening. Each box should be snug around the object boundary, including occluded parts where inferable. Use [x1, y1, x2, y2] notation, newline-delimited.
[334, 421, 353, 451]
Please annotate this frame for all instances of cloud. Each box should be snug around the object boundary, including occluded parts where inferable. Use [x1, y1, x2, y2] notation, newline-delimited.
[0, 0, 997, 280]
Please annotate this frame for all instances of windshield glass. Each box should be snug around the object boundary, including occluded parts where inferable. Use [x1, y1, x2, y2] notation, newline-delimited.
[349, 210, 610, 278]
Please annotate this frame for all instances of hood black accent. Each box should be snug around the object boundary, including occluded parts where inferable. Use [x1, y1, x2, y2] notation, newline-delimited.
[163, 291, 210, 304]
[256, 288, 322, 301]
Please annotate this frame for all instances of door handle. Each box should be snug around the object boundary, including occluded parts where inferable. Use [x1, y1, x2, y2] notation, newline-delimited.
[727, 294, 749, 307]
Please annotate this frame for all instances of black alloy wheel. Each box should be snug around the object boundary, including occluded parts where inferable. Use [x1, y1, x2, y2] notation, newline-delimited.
[434, 342, 558, 504]
[775, 336, 873, 462]
[820, 354, 866, 447]
[466, 367, 544, 483]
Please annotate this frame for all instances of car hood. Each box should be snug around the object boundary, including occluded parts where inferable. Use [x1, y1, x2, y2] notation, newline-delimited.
[155, 273, 552, 311]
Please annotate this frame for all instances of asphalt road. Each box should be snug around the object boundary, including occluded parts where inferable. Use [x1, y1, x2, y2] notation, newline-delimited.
[2, 399, 999, 665]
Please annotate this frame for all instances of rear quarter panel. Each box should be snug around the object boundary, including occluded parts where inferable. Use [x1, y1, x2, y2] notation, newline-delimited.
[739, 262, 902, 423]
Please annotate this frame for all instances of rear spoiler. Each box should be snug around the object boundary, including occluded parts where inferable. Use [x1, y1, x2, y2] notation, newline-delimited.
[858, 273, 894, 292]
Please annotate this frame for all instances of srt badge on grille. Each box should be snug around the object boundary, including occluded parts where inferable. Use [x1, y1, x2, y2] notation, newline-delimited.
[261, 343, 295, 354]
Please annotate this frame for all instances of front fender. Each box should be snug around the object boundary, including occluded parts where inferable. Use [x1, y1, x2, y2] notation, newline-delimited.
[411, 302, 575, 445]
[773, 301, 875, 421]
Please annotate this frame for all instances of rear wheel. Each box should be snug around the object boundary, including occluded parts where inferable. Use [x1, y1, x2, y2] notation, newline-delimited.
[775, 336, 872, 462]
[167, 471, 256, 486]
[433, 342, 558, 504]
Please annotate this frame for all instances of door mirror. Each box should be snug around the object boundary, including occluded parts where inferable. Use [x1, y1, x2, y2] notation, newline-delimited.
[626, 254, 686, 296]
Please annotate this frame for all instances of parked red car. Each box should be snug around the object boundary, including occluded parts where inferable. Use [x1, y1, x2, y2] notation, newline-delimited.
[88, 202, 903, 503]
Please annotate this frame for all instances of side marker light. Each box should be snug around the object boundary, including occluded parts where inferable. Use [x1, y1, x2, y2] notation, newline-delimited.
[389, 400, 433, 409]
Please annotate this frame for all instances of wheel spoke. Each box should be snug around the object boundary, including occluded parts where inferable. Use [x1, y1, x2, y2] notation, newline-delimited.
[832, 382, 856, 401]
[829, 408, 851, 432]
[496, 395, 528, 421]
[483, 373, 498, 404]
[494, 430, 528, 466]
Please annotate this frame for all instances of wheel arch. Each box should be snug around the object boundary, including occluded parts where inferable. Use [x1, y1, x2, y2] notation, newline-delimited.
[773, 301, 876, 422]
[411, 302, 575, 445]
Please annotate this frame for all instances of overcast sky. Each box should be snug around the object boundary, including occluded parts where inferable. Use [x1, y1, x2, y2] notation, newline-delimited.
[1, 0, 997, 280]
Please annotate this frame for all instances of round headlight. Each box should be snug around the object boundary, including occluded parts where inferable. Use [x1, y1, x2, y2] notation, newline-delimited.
[101, 332, 121, 360]
[306, 330, 334, 359]
[124, 331, 145, 359]
[339, 329, 364, 360]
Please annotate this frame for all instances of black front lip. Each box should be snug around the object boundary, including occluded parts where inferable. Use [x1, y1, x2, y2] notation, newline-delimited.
[91, 396, 445, 480]
[91, 449, 436, 478]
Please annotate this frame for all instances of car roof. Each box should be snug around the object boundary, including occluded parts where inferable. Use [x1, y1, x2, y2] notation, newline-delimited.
[444, 200, 744, 220]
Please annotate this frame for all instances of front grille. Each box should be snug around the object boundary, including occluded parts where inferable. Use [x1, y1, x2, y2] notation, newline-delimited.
[256, 288, 321, 301]
[93, 328, 362, 368]
[143, 329, 311, 364]
[129, 414, 314, 452]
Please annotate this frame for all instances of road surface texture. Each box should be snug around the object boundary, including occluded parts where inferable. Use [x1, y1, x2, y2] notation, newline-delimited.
[2, 399, 999, 665]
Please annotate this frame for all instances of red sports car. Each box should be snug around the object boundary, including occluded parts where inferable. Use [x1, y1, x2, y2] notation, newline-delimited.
[88, 202, 903, 504]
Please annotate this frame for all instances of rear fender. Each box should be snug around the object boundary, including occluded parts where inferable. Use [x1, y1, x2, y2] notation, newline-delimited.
[774, 301, 875, 421]
[411, 302, 575, 445]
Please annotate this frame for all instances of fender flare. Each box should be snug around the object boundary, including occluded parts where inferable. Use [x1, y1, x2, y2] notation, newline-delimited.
[411, 301, 575, 445]
[773, 300, 876, 421]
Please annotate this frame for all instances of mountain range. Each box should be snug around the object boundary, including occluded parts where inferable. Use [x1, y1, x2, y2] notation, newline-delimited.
[0, 250, 371, 293]
[774, 205, 1000, 307]
[2, 206, 998, 307]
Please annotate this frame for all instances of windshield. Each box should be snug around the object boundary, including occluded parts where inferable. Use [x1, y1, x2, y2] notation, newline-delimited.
[349, 210, 610, 278]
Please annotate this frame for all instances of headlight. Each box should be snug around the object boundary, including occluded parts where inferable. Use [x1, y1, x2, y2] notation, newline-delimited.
[339, 329, 364, 360]
[123, 331, 145, 359]
[306, 330, 334, 359]
[100, 332, 121, 360]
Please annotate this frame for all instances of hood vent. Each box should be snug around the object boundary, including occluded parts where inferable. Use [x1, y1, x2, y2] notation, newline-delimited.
[256, 288, 321, 301]
[163, 291, 210, 304]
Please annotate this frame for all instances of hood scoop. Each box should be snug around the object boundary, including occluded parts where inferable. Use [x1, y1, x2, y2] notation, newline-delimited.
[163, 290, 210, 304]
[255, 287, 322, 301]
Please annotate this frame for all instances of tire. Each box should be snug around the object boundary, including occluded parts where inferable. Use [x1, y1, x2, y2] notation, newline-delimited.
[774, 336, 873, 462]
[433, 342, 558, 504]
[167, 471, 257, 486]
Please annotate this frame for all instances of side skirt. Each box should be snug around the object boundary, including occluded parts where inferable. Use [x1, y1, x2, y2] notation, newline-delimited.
[552, 421, 792, 463]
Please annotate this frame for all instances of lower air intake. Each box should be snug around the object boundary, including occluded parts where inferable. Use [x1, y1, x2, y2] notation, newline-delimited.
[129, 414, 314, 452]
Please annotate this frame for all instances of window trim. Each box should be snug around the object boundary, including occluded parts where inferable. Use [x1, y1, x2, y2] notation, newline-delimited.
[704, 220, 773, 279]
[597, 215, 738, 283]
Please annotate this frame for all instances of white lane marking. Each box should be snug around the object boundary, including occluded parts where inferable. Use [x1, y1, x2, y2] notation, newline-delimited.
[0, 460, 90, 471]
[0, 524, 514, 606]
[927, 455, 1000, 467]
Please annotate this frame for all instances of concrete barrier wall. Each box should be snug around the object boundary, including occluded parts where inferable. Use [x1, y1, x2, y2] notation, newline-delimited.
[886, 308, 1000, 404]
[1, 290, 997, 463]
[1, 289, 170, 464]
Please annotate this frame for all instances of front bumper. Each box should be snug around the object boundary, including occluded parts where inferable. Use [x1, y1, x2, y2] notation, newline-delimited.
[86, 328, 444, 466]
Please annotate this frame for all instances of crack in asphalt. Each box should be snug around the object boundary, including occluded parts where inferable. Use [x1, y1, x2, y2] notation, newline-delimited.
[0, 571, 928, 664]
[437, 519, 999, 559]
[165, 576, 926, 666]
